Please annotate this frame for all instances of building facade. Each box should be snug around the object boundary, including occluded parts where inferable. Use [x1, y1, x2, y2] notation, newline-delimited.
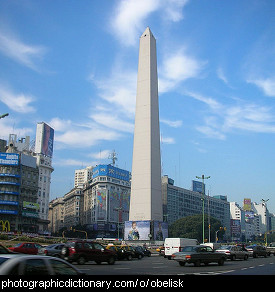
[162, 176, 230, 239]
[74, 166, 93, 188]
[83, 164, 131, 238]
[48, 197, 64, 234]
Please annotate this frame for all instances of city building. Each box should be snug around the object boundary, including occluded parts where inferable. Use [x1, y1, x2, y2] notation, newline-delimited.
[63, 187, 83, 229]
[230, 202, 246, 241]
[129, 27, 163, 222]
[83, 164, 131, 238]
[162, 175, 231, 240]
[34, 122, 54, 232]
[48, 197, 64, 234]
[0, 138, 39, 232]
[74, 166, 93, 188]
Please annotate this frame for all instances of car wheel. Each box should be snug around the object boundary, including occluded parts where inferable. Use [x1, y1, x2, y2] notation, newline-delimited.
[127, 254, 132, 261]
[244, 255, 248, 260]
[194, 260, 200, 267]
[77, 256, 86, 265]
[218, 258, 225, 266]
[231, 255, 236, 261]
[179, 261, 186, 266]
[138, 254, 142, 259]
[108, 256, 115, 265]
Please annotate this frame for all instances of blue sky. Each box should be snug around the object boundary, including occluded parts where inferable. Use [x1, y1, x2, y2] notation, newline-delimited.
[0, 0, 275, 213]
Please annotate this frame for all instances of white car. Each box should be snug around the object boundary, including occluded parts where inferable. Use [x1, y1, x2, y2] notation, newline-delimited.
[0, 254, 85, 275]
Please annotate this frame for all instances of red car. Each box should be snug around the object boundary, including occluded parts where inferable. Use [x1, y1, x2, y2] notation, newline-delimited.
[8, 243, 43, 255]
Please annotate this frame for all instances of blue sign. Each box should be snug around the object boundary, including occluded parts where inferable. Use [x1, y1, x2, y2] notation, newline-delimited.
[192, 180, 205, 194]
[0, 153, 19, 166]
[93, 164, 130, 182]
[0, 209, 18, 215]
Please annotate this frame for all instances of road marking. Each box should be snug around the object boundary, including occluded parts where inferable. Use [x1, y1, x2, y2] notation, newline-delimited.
[248, 266, 255, 269]
[241, 268, 248, 270]
[258, 264, 265, 267]
[114, 267, 130, 270]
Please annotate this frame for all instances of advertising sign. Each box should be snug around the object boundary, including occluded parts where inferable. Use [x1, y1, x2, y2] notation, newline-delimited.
[243, 198, 251, 211]
[124, 221, 151, 240]
[153, 221, 168, 240]
[0, 153, 19, 166]
[96, 189, 107, 221]
[23, 201, 39, 210]
[192, 180, 205, 194]
[35, 123, 54, 157]
[92, 164, 130, 182]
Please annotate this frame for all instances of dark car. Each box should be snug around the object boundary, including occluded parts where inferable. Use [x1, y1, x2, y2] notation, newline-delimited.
[8, 243, 44, 255]
[44, 243, 65, 257]
[61, 240, 116, 265]
[106, 244, 134, 261]
[246, 245, 268, 258]
[0, 254, 85, 275]
[139, 246, 151, 257]
[172, 245, 226, 267]
[130, 246, 144, 259]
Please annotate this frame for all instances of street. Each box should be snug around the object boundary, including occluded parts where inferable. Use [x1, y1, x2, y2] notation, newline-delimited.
[76, 254, 275, 275]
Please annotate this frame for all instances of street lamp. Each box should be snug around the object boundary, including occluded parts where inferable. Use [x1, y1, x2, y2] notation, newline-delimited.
[0, 113, 9, 119]
[261, 198, 269, 246]
[114, 207, 123, 239]
[196, 175, 210, 243]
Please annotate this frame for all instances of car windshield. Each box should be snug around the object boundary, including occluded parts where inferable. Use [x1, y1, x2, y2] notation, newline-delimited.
[218, 246, 232, 250]
[181, 246, 198, 252]
[14, 243, 22, 247]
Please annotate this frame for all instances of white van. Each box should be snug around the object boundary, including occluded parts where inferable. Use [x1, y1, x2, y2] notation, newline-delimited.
[164, 238, 198, 259]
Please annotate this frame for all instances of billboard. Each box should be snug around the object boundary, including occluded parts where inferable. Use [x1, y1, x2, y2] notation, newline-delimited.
[153, 221, 168, 240]
[96, 189, 107, 221]
[0, 153, 19, 166]
[92, 164, 130, 182]
[35, 122, 54, 158]
[23, 201, 39, 210]
[192, 180, 205, 194]
[124, 221, 151, 240]
[243, 198, 251, 211]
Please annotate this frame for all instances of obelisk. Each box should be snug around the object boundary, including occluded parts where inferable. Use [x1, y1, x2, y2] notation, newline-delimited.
[129, 27, 163, 222]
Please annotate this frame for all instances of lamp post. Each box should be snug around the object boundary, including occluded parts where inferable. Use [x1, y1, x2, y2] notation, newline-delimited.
[261, 198, 269, 246]
[196, 175, 210, 243]
[114, 207, 123, 239]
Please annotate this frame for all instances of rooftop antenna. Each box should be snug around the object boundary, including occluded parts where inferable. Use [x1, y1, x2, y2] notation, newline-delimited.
[109, 150, 118, 166]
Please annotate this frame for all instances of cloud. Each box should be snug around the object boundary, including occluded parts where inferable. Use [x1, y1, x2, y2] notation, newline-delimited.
[161, 136, 175, 144]
[0, 27, 47, 71]
[247, 77, 275, 97]
[0, 118, 33, 140]
[0, 85, 36, 113]
[160, 118, 182, 128]
[110, 0, 189, 46]
[185, 91, 275, 139]
[159, 49, 206, 93]
[89, 150, 111, 160]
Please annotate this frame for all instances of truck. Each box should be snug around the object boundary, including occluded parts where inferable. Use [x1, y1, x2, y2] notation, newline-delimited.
[266, 242, 275, 256]
[164, 238, 198, 260]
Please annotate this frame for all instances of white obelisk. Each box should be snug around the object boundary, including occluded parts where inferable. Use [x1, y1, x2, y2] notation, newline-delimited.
[129, 27, 163, 222]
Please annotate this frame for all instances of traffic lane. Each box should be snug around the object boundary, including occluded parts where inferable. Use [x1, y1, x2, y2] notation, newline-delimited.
[221, 260, 275, 275]
[76, 255, 275, 275]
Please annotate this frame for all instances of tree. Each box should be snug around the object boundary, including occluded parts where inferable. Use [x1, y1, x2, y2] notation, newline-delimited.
[169, 214, 225, 243]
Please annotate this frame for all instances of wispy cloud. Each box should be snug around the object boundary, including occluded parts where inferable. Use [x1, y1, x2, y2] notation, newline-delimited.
[185, 91, 275, 139]
[159, 48, 207, 93]
[0, 27, 47, 71]
[0, 85, 36, 113]
[160, 118, 182, 128]
[247, 77, 275, 97]
[110, 0, 189, 46]
[88, 150, 111, 160]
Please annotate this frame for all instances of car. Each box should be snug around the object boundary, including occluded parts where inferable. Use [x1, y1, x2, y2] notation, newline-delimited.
[216, 245, 249, 260]
[43, 243, 65, 257]
[106, 244, 134, 261]
[156, 245, 165, 256]
[128, 246, 144, 259]
[171, 245, 227, 267]
[8, 242, 44, 255]
[139, 246, 151, 257]
[61, 240, 116, 265]
[246, 245, 268, 258]
[0, 254, 85, 275]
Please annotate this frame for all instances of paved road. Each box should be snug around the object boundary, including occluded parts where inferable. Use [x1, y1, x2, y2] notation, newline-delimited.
[76, 254, 275, 275]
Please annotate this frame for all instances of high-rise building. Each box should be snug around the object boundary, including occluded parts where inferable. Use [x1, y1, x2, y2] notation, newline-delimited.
[74, 166, 93, 188]
[129, 27, 162, 222]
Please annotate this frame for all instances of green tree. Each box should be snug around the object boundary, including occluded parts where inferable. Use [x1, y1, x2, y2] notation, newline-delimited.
[169, 214, 225, 243]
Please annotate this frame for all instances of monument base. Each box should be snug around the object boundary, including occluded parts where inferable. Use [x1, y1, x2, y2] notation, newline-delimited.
[124, 220, 168, 241]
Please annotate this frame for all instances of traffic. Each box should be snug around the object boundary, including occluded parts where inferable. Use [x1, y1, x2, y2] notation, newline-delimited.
[0, 237, 274, 275]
